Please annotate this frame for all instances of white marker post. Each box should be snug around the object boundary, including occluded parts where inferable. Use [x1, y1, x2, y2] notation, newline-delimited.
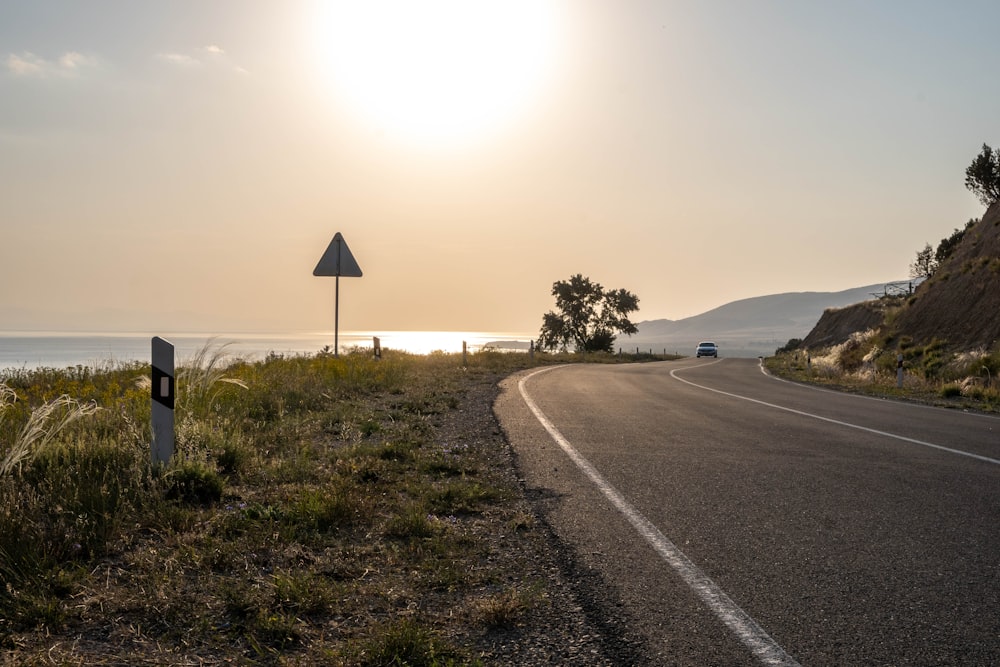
[313, 233, 363, 357]
[151, 336, 175, 465]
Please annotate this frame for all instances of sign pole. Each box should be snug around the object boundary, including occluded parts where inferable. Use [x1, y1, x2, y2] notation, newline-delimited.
[313, 232, 363, 358]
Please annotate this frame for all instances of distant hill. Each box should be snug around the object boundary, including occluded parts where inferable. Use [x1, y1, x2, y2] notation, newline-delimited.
[628, 282, 911, 357]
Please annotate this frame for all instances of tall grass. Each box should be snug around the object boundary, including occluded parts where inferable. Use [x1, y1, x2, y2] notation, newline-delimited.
[0, 384, 101, 476]
[176, 339, 249, 417]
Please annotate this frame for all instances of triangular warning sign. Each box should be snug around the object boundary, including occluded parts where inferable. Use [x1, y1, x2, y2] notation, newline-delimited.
[313, 233, 363, 277]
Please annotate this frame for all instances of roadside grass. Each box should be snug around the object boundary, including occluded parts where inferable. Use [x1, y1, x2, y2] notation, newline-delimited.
[766, 342, 1000, 412]
[0, 344, 676, 664]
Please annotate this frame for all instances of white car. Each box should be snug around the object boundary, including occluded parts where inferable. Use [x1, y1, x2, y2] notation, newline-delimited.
[696, 341, 718, 358]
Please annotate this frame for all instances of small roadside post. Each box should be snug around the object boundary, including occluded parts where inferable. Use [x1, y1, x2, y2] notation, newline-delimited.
[151, 336, 175, 465]
[897, 353, 904, 388]
[313, 233, 363, 357]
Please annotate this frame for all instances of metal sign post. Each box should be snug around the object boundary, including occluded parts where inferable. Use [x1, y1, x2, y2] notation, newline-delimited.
[313, 232, 363, 356]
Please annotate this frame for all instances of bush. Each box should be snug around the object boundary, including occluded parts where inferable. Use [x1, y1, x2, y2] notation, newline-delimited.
[165, 462, 223, 506]
[940, 384, 962, 398]
[775, 338, 802, 355]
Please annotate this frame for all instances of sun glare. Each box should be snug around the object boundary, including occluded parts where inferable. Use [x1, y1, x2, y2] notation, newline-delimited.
[311, 0, 562, 148]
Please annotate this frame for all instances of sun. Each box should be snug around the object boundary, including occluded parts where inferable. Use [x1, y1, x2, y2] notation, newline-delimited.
[311, 0, 562, 148]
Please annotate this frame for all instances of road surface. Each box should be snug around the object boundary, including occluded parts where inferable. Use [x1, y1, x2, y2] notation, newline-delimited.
[495, 358, 1000, 665]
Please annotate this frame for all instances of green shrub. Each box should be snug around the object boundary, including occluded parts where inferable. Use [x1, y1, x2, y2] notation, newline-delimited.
[940, 384, 962, 398]
[165, 461, 223, 506]
[775, 338, 802, 355]
[215, 437, 254, 477]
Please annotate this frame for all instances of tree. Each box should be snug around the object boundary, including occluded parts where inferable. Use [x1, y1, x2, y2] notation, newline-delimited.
[965, 143, 1000, 206]
[910, 217, 979, 280]
[537, 274, 639, 353]
[934, 217, 978, 267]
[909, 243, 937, 279]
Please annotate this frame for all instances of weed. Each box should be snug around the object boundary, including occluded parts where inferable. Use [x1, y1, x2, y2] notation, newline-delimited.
[272, 570, 338, 616]
[285, 483, 361, 535]
[355, 618, 469, 667]
[507, 511, 535, 533]
[428, 481, 499, 515]
[474, 585, 539, 630]
[386, 503, 438, 540]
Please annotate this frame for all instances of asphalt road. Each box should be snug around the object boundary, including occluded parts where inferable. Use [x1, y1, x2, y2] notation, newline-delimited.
[495, 358, 1000, 666]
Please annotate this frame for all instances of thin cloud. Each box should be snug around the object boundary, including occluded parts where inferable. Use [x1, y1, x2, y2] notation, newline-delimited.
[157, 52, 202, 67]
[59, 52, 95, 69]
[157, 46, 248, 75]
[5, 51, 96, 77]
[6, 52, 45, 76]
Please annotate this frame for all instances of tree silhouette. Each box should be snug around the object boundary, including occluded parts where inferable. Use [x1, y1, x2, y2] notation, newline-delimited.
[537, 274, 639, 353]
[909, 243, 936, 279]
[965, 143, 1000, 206]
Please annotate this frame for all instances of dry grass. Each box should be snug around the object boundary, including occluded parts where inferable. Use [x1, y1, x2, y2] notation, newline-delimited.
[0, 345, 672, 665]
[767, 343, 1000, 411]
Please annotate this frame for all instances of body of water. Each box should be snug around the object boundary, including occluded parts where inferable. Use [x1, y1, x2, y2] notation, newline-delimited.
[0, 331, 536, 371]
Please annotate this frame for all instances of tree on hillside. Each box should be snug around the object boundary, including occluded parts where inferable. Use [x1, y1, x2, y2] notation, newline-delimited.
[934, 218, 978, 266]
[965, 143, 1000, 206]
[537, 274, 639, 353]
[910, 243, 937, 279]
[909, 217, 979, 280]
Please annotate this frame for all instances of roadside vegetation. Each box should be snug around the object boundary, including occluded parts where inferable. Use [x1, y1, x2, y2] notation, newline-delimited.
[766, 336, 1000, 413]
[0, 344, 676, 665]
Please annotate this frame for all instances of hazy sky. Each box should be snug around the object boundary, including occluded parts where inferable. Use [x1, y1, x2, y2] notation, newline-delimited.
[2, 1, 996, 334]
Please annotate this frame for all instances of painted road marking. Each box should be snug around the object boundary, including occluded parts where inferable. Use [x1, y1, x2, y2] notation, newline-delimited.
[670, 363, 1000, 466]
[518, 367, 801, 667]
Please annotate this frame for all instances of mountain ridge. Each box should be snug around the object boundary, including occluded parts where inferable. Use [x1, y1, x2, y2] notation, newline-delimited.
[629, 282, 910, 357]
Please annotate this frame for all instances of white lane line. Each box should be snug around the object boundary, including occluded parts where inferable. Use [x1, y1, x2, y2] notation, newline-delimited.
[518, 367, 800, 667]
[670, 365, 1000, 466]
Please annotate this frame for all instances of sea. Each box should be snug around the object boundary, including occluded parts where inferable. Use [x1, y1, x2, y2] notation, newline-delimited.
[0, 330, 536, 372]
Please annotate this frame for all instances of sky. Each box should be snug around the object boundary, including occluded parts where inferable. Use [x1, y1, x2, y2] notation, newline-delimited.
[1, 0, 997, 335]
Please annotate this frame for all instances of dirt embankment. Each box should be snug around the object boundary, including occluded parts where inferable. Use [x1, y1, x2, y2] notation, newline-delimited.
[800, 300, 893, 349]
[801, 200, 1000, 353]
[890, 200, 1000, 351]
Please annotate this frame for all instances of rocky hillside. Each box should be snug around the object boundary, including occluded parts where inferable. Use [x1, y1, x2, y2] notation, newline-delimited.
[890, 200, 1000, 351]
[800, 299, 895, 349]
[802, 200, 1000, 353]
